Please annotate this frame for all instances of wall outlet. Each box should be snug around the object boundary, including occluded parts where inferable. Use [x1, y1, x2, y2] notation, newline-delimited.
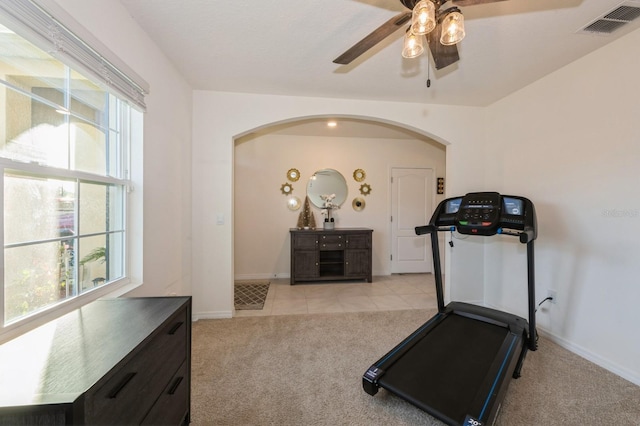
[547, 289, 557, 304]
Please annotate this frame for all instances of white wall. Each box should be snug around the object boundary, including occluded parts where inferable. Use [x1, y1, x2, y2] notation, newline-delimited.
[234, 132, 446, 279]
[485, 28, 640, 384]
[47, 0, 193, 297]
[192, 95, 487, 318]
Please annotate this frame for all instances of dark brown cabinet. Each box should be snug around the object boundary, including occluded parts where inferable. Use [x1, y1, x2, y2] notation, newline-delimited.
[0, 297, 191, 425]
[290, 228, 373, 284]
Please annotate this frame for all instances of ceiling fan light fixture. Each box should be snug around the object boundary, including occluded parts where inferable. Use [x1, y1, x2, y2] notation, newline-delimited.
[401, 29, 424, 58]
[411, 0, 436, 35]
[440, 8, 465, 46]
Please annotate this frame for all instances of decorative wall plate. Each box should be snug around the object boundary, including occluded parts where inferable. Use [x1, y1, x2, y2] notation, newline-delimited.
[287, 168, 301, 182]
[352, 197, 365, 211]
[280, 183, 293, 195]
[359, 183, 372, 196]
[353, 168, 366, 182]
[287, 196, 301, 211]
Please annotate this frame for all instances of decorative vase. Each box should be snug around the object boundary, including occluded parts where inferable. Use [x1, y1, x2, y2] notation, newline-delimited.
[323, 218, 335, 230]
[323, 208, 335, 230]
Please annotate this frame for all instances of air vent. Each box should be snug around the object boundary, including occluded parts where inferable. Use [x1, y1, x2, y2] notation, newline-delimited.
[579, 2, 640, 35]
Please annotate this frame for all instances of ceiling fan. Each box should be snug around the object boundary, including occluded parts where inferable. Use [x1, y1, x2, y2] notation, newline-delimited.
[333, 0, 507, 70]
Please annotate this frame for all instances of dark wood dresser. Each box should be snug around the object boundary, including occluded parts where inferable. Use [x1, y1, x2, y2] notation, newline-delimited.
[290, 228, 373, 284]
[0, 296, 191, 425]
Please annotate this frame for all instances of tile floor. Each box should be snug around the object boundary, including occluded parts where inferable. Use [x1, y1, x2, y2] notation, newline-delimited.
[235, 273, 438, 317]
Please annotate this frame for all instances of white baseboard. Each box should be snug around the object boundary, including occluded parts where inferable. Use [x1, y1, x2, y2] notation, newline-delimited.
[234, 273, 290, 280]
[192, 310, 233, 321]
[536, 327, 640, 387]
[463, 302, 640, 386]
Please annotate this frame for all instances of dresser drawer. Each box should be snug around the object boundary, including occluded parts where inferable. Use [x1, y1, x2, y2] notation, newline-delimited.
[141, 361, 189, 425]
[84, 308, 188, 425]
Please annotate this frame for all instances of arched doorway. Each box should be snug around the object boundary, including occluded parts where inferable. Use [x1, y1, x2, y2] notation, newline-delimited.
[233, 116, 446, 286]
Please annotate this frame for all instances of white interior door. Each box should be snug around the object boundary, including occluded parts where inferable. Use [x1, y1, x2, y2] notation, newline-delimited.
[390, 168, 433, 274]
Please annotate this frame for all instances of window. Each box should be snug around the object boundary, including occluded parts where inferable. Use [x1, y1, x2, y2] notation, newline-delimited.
[0, 6, 143, 331]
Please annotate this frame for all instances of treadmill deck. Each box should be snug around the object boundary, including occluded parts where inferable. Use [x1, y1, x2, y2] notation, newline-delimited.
[376, 313, 523, 425]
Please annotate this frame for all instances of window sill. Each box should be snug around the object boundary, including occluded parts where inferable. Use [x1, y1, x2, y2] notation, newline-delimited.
[100, 281, 144, 299]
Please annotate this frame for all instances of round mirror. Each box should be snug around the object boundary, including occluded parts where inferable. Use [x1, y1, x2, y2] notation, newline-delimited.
[307, 169, 348, 208]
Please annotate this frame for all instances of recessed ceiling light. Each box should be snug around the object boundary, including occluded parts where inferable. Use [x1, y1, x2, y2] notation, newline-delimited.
[327, 121, 337, 128]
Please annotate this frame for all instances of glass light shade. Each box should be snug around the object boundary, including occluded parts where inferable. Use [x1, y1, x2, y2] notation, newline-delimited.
[411, 0, 436, 35]
[401, 31, 424, 58]
[440, 10, 465, 45]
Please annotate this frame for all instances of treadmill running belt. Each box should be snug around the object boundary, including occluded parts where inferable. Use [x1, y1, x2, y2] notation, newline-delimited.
[378, 314, 509, 424]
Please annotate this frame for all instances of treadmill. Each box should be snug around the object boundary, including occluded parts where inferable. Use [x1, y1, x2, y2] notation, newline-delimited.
[363, 192, 538, 426]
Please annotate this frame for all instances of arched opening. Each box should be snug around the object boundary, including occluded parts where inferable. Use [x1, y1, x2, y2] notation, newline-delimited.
[232, 115, 448, 314]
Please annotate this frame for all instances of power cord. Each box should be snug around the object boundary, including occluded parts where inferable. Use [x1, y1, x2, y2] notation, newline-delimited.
[535, 296, 554, 313]
[533, 296, 555, 346]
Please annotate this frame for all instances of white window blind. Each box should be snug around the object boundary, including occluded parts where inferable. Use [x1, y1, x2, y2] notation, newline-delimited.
[0, 0, 148, 110]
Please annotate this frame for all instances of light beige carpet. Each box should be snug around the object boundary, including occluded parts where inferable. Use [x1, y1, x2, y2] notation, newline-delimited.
[191, 309, 640, 425]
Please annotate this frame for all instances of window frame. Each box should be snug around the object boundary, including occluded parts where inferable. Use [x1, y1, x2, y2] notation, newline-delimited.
[0, 1, 145, 343]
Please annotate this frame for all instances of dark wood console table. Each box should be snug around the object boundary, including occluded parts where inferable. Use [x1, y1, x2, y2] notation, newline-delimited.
[290, 228, 373, 284]
[0, 297, 191, 425]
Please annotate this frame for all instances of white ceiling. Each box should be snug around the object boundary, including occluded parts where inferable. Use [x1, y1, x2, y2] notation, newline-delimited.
[119, 0, 640, 109]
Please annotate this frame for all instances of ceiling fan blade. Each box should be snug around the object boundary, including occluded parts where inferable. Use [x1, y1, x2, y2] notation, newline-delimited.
[426, 23, 459, 70]
[333, 12, 412, 65]
[451, 0, 507, 6]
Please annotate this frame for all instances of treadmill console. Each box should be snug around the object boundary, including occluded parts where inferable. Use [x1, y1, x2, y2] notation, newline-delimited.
[455, 192, 502, 236]
[426, 191, 537, 242]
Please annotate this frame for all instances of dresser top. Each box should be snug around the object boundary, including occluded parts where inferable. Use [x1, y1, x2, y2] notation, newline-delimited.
[0, 297, 190, 408]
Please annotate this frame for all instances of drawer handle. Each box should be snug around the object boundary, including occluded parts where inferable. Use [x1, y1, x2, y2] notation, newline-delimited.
[168, 321, 184, 335]
[108, 372, 137, 399]
[168, 376, 184, 395]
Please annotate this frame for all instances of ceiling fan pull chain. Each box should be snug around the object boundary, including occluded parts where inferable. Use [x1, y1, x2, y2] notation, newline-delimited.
[426, 54, 432, 88]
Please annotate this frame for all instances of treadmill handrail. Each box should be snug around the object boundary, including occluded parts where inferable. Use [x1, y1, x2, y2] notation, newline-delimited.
[415, 225, 434, 235]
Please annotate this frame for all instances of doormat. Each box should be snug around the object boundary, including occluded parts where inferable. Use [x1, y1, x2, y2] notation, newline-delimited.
[234, 281, 270, 310]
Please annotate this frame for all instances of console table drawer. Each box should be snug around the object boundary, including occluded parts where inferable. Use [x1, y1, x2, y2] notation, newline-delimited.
[346, 233, 371, 249]
[292, 233, 318, 249]
[319, 234, 344, 250]
[319, 241, 344, 250]
[320, 234, 344, 244]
